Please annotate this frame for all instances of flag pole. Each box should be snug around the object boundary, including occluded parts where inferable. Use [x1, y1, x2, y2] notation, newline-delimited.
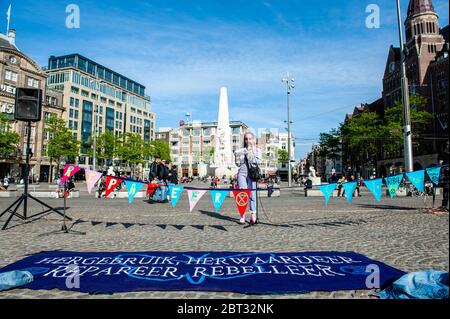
[6, 4, 11, 34]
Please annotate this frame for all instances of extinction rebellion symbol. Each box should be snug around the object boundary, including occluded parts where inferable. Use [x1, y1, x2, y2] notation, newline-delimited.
[236, 192, 249, 206]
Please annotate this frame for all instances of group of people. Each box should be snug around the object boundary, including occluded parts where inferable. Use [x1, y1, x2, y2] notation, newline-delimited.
[330, 174, 362, 198]
[148, 156, 178, 203]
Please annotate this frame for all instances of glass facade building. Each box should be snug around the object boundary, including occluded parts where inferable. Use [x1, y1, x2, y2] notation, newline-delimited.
[46, 53, 156, 169]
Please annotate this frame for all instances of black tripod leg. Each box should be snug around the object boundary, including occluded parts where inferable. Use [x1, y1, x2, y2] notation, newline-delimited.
[28, 195, 72, 221]
[2, 196, 25, 230]
[0, 195, 24, 218]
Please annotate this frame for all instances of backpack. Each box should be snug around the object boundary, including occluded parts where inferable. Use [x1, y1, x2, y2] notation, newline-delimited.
[245, 155, 262, 181]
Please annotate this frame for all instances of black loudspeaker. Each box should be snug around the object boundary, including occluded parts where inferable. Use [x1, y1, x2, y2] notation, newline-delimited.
[14, 88, 42, 122]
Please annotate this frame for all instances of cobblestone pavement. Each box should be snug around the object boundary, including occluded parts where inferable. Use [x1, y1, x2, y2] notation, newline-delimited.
[0, 185, 448, 299]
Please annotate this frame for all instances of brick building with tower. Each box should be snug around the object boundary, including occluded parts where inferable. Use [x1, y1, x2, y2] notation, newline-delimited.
[0, 30, 64, 182]
[379, 0, 448, 174]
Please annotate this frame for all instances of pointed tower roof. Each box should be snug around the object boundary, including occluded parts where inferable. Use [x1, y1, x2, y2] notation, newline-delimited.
[407, 0, 436, 19]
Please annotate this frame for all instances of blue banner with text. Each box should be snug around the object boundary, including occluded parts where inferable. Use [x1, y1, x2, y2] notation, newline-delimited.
[0, 250, 405, 294]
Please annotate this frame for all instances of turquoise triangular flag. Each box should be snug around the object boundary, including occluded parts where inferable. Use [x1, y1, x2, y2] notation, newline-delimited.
[406, 170, 425, 193]
[426, 167, 441, 185]
[318, 183, 337, 205]
[210, 190, 228, 213]
[342, 182, 357, 204]
[385, 174, 404, 198]
[125, 180, 143, 203]
[364, 178, 383, 201]
[168, 185, 184, 208]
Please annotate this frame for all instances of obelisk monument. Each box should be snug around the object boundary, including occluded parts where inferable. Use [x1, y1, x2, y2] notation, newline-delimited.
[211, 87, 235, 178]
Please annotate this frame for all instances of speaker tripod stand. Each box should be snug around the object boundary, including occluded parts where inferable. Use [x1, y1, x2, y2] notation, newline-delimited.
[0, 121, 72, 230]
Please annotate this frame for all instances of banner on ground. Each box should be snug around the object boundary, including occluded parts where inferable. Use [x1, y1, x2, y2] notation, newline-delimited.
[0, 250, 405, 294]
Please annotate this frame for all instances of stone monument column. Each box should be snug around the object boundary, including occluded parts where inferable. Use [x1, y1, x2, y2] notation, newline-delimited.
[211, 87, 235, 177]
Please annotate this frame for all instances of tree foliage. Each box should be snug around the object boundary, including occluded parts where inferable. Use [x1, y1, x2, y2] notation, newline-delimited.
[278, 149, 289, 163]
[318, 128, 341, 160]
[319, 94, 432, 169]
[85, 130, 119, 160]
[150, 140, 171, 162]
[0, 113, 19, 157]
[46, 115, 80, 166]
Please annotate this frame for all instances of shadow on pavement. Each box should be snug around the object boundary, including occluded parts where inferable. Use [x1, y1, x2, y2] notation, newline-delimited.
[354, 204, 416, 211]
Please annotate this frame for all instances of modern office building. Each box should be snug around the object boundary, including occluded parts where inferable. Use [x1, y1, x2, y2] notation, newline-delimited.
[45, 54, 155, 170]
[0, 29, 65, 181]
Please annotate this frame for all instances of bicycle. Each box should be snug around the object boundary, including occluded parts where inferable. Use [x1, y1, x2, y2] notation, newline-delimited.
[407, 182, 433, 205]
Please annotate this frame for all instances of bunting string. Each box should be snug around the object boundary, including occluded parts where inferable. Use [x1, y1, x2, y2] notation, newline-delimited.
[58, 164, 448, 210]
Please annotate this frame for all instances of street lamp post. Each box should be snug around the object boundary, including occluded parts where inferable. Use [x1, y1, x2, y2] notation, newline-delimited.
[396, 0, 414, 172]
[282, 73, 295, 187]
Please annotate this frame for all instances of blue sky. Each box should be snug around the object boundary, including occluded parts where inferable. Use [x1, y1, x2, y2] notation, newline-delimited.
[4, 0, 449, 159]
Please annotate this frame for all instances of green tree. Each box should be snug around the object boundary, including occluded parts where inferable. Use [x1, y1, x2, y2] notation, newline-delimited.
[380, 94, 432, 154]
[85, 130, 120, 166]
[0, 113, 19, 158]
[150, 140, 171, 162]
[278, 149, 289, 163]
[116, 133, 147, 177]
[340, 112, 381, 168]
[45, 115, 80, 182]
[318, 128, 341, 162]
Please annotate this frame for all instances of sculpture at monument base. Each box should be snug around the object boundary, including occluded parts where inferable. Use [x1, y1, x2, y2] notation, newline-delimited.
[308, 166, 321, 186]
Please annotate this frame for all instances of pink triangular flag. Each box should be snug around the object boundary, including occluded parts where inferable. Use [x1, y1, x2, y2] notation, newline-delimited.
[85, 168, 102, 194]
[187, 189, 206, 212]
[61, 164, 80, 184]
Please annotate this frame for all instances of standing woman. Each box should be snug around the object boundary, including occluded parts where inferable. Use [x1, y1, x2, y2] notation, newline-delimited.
[235, 131, 262, 224]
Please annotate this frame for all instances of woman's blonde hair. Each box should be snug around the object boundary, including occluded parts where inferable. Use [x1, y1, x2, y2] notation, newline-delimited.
[243, 130, 257, 148]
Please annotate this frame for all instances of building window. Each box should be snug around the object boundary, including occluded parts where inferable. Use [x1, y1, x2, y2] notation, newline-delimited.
[81, 90, 89, 97]
[69, 109, 74, 118]
[27, 77, 39, 88]
[5, 70, 18, 82]
[74, 110, 79, 118]
[74, 121, 78, 130]
[69, 120, 73, 128]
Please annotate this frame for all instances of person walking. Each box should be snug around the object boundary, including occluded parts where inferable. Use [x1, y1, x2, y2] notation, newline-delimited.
[234, 131, 261, 225]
